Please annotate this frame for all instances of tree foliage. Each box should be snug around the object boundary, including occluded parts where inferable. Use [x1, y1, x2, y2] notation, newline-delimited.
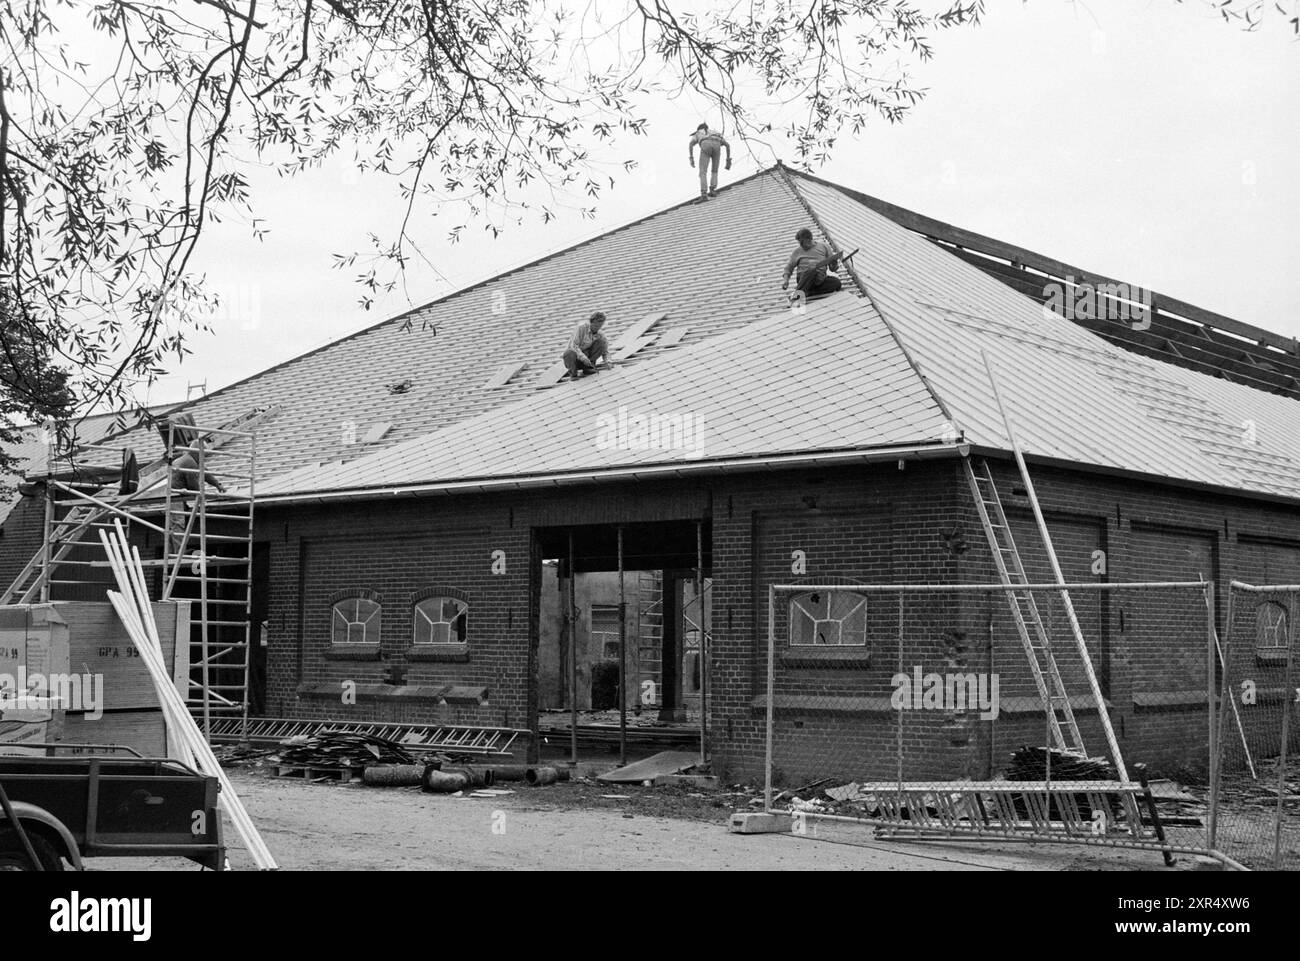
[0, 0, 1290, 444]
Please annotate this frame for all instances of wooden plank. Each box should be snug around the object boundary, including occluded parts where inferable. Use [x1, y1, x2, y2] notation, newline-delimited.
[610, 336, 656, 362]
[535, 359, 571, 385]
[483, 361, 526, 389]
[58, 600, 181, 711]
[614, 311, 667, 348]
[59, 709, 167, 758]
[656, 327, 689, 348]
[947, 247, 1300, 394]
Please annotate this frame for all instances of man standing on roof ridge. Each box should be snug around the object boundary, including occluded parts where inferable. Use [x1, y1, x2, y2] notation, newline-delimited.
[782, 227, 843, 297]
[689, 123, 731, 201]
[563, 311, 610, 379]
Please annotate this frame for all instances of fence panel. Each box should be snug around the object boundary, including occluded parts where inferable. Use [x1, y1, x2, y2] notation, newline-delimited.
[762, 582, 1219, 861]
[1211, 582, 1299, 870]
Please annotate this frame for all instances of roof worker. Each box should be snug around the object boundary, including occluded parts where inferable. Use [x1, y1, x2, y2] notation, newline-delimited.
[563, 311, 611, 379]
[688, 123, 731, 201]
[158, 412, 226, 558]
[782, 228, 843, 298]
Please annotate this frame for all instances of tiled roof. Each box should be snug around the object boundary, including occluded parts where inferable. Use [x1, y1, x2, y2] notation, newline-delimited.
[98, 170, 818, 485]
[257, 292, 951, 495]
[796, 177, 1300, 500]
[58, 165, 1300, 505]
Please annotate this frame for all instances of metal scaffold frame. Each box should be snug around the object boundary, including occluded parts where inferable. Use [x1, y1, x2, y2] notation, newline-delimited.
[1, 415, 259, 738]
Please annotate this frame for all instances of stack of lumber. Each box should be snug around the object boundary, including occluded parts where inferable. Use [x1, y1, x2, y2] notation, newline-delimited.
[1005, 746, 1116, 781]
[274, 732, 415, 770]
[1005, 746, 1118, 821]
[100, 521, 277, 870]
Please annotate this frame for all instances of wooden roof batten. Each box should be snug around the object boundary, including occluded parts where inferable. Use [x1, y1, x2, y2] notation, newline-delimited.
[788, 171, 1300, 392]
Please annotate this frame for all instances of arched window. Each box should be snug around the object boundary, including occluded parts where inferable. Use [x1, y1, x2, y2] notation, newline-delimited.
[414, 596, 469, 646]
[789, 589, 867, 647]
[331, 595, 381, 645]
[1256, 601, 1288, 653]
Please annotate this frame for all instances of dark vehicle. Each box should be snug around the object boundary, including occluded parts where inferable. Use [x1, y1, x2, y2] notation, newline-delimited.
[0, 745, 224, 871]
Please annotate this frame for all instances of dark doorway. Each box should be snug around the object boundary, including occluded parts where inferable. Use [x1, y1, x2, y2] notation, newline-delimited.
[533, 520, 711, 761]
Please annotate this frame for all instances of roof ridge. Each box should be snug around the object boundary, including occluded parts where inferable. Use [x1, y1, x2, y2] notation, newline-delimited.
[777, 165, 962, 438]
[172, 165, 788, 416]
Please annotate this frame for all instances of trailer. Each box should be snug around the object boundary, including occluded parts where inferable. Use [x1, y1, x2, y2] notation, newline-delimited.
[0, 745, 225, 871]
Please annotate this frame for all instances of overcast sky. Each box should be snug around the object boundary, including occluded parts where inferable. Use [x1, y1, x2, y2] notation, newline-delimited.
[139, 0, 1299, 406]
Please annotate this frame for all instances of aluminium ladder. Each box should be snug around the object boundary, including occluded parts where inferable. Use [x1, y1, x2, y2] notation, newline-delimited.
[969, 350, 1129, 782]
[963, 456, 1086, 756]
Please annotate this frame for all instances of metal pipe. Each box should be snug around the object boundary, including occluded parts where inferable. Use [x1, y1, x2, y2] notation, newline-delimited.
[697, 520, 706, 767]
[982, 350, 1126, 782]
[764, 584, 775, 811]
[242, 429, 257, 740]
[39, 482, 53, 604]
[198, 440, 212, 739]
[618, 526, 627, 767]
[526, 766, 560, 786]
[49, 481, 168, 535]
[768, 581, 1208, 593]
[1274, 593, 1295, 869]
[1208, 584, 1222, 850]
[568, 530, 578, 768]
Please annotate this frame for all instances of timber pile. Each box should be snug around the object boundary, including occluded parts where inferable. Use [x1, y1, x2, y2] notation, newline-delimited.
[1005, 746, 1115, 781]
[274, 731, 416, 771]
[100, 521, 277, 870]
[1006, 746, 1117, 821]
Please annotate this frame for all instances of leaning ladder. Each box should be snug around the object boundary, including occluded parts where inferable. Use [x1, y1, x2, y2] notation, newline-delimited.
[972, 351, 1129, 782]
[967, 460, 1086, 759]
[964, 456, 1086, 756]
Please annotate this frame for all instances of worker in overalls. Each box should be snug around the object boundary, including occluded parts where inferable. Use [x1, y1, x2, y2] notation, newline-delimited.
[688, 124, 731, 201]
[159, 412, 225, 559]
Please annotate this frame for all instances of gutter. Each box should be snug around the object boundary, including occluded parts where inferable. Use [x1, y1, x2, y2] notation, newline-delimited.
[254, 441, 967, 507]
[968, 445, 1300, 514]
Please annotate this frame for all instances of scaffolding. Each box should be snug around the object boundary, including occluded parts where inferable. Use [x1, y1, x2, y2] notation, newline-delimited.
[1, 413, 260, 738]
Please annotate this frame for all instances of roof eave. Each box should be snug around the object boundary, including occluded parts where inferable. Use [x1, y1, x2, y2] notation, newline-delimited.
[970, 445, 1300, 513]
[254, 440, 967, 507]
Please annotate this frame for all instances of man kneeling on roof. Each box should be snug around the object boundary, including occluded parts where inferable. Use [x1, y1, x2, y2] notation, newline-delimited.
[563, 311, 610, 378]
[782, 227, 843, 297]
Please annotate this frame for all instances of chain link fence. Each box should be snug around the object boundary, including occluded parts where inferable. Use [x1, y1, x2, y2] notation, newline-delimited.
[762, 581, 1223, 861]
[1210, 582, 1299, 870]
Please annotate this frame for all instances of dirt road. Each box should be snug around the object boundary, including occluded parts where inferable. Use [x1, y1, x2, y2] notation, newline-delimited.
[88, 770, 1193, 871]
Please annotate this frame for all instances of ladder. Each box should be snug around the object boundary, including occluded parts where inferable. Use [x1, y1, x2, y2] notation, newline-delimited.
[206, 717, 528, 756]
[635, 571, 663, 710]
[1, 414, 259, 740]
[973, 350, 1129, 782]
[963, 456, 1086, 755]
[809, 778, 1170, 858]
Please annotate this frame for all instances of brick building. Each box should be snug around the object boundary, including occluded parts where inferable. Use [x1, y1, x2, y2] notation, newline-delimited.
[4, 165, 1298, 780]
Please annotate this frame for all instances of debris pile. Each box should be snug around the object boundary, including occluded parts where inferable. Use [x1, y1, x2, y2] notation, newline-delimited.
[274, 731, 418, 771]
[1004, 746, 1115, 781]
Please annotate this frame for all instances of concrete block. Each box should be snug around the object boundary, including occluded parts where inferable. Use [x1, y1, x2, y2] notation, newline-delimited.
[728, 811, 793, 834]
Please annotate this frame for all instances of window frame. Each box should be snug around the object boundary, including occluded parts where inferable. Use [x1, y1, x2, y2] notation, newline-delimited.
[1255, 600, 1290, 663]
[327, 589, 383, 658]
[412, 594, 470, 647]
[787, 588, 868, 648]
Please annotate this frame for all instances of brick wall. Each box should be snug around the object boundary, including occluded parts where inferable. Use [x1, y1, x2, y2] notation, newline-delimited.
[0, 493, 46, 593]
[255, 454, 1300, 783]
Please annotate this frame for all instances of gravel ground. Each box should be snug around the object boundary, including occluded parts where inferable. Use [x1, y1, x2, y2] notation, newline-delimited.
[81, 767, 1205, 872]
